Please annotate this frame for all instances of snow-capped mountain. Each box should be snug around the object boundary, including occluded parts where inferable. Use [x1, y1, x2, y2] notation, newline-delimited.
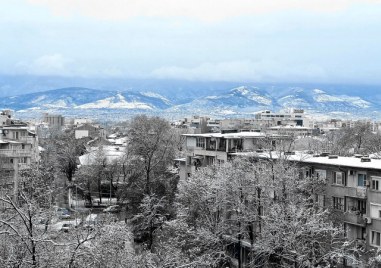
[0, 88, 171, 111]
[0, 86, 380, 119]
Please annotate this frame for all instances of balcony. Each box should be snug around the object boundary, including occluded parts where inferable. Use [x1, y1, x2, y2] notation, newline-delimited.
[330, 186, 367, 199]
[0, 149, 32, 157]
[2, 136, 35, 144]
[355, 187, 367, 199]
[343, 212, 366, 226]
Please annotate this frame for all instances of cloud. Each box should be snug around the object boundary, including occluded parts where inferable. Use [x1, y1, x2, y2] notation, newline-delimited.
[27, 0, 381, 22]
[16, 54, 73, 76]
[151, 60, 327, 82]
[15, 54, 127, 78]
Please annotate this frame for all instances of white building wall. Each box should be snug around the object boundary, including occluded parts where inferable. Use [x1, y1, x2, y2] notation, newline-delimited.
[75, 130, 89, 139]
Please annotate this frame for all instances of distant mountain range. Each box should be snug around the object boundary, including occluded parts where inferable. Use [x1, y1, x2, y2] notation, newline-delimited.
[1, 86, 381, 120]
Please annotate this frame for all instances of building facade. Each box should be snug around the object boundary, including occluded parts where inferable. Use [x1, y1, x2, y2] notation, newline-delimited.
[177, 131, 291, 181]
[0, 115, 39, 203]
[233, 151, 381, 256]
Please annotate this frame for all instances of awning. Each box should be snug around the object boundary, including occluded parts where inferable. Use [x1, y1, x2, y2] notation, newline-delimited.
[191, 156, 204, 160]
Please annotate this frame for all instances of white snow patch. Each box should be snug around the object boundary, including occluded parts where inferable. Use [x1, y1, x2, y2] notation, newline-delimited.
[279, 95, 310, 107]
[313, 90, 371, 108]
[31, 95, 46, 103]
[218, 109, 236, 115]
[43, 100, 68, 108]
[141, 92, 171, 105]
[76, 93, 153, 110]
[247, 94, 272, 105]
[313, 89, 326, 94]
[231, 86, 272, 105]
[314, 94, 342, 102]
[206, 95, 220, 100]
[234, 86, 250, 95]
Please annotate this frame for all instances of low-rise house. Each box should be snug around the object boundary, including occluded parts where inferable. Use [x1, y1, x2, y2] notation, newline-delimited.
[74, 123, 106, 139]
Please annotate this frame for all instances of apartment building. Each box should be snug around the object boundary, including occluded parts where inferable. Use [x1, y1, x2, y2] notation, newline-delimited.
[0, 114, 39, 201]
[176, 131, 291, 181]
[232, 151, 381, 254]
[42, 113, 65, 129]
[254, 109, 310, 127]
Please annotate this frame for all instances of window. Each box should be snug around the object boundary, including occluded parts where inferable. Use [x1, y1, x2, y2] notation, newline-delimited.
[372, 177, 381, 191]
[357, 200, 366, 214]
[196, 137, 205, 148]
[357, 173, 367, 187]
[333, 172, 346, 186]
[371, 231, 381, 247]
[315, 194, 325, 207]
[315, 169, 327, 180]
[370, 203, 381, 219]
[333, 197, 344, 211]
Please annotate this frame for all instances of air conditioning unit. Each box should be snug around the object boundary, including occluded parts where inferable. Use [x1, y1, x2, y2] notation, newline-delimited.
[363, 216, 372, 224]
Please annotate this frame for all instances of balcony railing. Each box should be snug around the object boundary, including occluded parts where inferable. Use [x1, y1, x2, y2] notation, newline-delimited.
[2, 136, 35, 144]
[343, 212, 366, 226]
[0, 149, 32, 157]
[356, 187, 367, 198]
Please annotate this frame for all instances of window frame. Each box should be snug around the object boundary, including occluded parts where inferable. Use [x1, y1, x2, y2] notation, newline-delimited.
[196, 137, 205, 148]
[357, 173, 367, 188]
[372, 176, 381, 191]
[333, 171, 346, 186]
[333, 196, 344, 211]
[370, 230, 381, 247]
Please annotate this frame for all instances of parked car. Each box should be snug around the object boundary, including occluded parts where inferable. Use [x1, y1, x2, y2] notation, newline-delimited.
[57, 208, 71, 219]
[60, 223, 74, 232]
[103, 205, 121, 213]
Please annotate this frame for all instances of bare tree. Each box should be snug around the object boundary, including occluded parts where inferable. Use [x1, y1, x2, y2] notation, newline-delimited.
[127, 115, 176, 196]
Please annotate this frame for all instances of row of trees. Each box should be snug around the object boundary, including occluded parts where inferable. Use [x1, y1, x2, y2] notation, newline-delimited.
[294, 122, 381, 157]
[3, 116, 381, 267]
[140, 157, 362, 267]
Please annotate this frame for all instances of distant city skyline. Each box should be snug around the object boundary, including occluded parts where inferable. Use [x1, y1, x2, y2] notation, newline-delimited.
[1, 0, 381, 85]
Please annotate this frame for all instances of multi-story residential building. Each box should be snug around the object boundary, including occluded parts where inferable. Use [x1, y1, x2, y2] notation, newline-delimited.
[43, 113, 65, 129]
[0, 114, 39, 202]
[266, 125, 317, 137]
[232, 151, 381, 255]
[0, 110, 13, 126]
[254, 109, 311, 128]
[176, 131, 292, 181]
[172, 116, 212, 134]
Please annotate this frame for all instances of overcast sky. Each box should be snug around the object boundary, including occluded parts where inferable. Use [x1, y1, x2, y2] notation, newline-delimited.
[1, 0, 381, 84]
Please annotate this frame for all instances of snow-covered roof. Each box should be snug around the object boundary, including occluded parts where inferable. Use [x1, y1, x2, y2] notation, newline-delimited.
[268, 126, 312, 130]
[79, 146, 126, 165]
[183, 132, 286, 139]
[107, 133, 118, 139]
[231, 151, 381, 170]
